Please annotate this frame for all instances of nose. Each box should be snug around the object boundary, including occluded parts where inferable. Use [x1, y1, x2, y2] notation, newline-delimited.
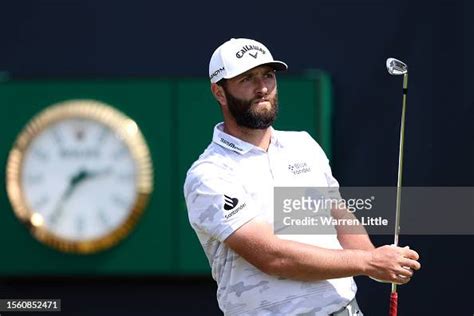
[254, 77, 268, 96]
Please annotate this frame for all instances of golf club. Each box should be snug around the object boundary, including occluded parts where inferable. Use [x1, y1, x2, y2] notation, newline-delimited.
[386, 57, 408, 316]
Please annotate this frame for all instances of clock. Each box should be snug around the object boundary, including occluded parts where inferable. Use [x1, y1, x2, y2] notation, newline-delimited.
[6, 99, 153, 254]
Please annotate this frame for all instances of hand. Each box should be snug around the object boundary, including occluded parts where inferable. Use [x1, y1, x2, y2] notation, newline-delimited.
[366, 245, 421, 285]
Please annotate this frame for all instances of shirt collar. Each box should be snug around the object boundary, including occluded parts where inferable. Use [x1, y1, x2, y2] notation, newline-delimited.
[212, 122, 284, 154]
[212, 123, 253, 154]
[270, 128, 284, 149]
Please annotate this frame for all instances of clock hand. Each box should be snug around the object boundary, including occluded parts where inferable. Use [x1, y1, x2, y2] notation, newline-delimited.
[49, 168, 111, 226]
[49, 169, 88, 226]
[85, 168, 112, 179]
[65, 169, 88, 198]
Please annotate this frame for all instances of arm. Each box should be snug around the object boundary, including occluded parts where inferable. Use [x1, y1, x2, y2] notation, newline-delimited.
[331, 206, 375, 251]
[225, 217, 420, 283]
[338, 228, 375, 251]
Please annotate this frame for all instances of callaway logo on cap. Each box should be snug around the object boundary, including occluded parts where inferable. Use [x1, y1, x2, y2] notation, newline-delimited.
[209, 38, 288, 83]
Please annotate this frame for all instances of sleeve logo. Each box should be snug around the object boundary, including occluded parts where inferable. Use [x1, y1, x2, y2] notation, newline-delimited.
[224, 194, 239, 210]
[223, 194, 246, 219]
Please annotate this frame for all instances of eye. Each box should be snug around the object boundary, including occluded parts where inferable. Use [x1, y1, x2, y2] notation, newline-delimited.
[240, 76, 251, 83]
[264, 71, 276, 79]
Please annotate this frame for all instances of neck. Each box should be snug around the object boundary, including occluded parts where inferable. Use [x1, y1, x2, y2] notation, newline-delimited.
[223, 120, 272, 151]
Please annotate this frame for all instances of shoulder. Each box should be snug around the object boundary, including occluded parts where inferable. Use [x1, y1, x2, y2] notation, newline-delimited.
[184, 143, 237, 196]
[274, 129, 329, 161]
[274, 130, 313, 144]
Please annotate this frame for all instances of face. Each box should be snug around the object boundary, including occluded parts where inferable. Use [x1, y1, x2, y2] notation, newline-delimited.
[220, 65, 278, 129]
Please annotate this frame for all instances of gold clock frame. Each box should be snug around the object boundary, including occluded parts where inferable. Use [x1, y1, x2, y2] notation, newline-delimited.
[6, 99, 153, 254]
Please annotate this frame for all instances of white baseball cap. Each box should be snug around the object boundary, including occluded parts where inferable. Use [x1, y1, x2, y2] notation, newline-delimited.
[209, 38, 288, 83]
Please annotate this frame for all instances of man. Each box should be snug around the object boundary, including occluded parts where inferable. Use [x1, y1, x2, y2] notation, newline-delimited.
[183, 38, 420, 315]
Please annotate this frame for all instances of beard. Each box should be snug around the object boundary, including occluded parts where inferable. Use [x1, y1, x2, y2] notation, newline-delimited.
[223, 87, 279, 129]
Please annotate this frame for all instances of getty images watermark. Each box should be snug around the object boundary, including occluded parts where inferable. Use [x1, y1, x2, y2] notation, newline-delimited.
[274, 187, 474, 235]
[282, 194, 387, 226]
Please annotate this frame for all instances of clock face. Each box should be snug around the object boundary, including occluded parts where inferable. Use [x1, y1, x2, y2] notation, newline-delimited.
[6, 100, 153, 254]
[23, 118, 137, 241]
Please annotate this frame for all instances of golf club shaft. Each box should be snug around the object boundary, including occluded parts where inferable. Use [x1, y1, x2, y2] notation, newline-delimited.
[391, 72, 408, 295]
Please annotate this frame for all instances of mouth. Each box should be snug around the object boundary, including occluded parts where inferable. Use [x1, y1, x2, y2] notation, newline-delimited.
[253, 98, 270, 106]
[252, 99, 272, 112]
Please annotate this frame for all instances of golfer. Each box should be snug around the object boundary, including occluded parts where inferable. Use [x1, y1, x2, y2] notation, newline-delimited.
[183, 38, 421, 315]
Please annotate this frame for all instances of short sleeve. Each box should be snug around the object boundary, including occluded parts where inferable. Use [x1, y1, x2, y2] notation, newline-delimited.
[184, 172, 258, 242]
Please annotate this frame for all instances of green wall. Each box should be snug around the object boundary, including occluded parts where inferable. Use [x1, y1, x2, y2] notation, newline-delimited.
[0, 74, 332, 276]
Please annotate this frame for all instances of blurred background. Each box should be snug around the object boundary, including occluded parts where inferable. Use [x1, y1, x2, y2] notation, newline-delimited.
[0, 0, 473, 315]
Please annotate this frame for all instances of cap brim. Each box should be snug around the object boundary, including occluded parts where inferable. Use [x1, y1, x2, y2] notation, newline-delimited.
[222, 60, 288, 81]
[266, 61, 288, 72]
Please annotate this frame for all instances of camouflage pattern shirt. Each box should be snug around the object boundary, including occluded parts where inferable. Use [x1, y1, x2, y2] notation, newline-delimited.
[184, 123, 357, 315]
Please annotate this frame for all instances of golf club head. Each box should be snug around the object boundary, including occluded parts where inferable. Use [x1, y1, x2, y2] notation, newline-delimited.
[386, 58, 408, 75]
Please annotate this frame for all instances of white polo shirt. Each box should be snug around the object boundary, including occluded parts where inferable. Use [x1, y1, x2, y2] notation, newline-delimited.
[184, 123, 356, 315]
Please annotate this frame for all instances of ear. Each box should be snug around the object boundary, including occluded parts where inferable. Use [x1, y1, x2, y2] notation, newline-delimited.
[210, 83, 226, 106]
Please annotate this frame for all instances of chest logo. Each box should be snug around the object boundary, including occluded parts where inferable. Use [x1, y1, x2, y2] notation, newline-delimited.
[288, 161, 312, 175]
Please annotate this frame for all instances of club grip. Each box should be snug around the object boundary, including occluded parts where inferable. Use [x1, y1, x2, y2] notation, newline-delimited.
[389, 292, 398, 316]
